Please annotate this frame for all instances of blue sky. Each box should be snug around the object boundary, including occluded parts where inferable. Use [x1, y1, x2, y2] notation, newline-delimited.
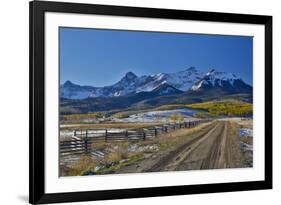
[60, 27, 253, 86]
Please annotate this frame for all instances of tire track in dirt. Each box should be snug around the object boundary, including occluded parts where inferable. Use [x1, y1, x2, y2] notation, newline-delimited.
[145, 121, 221, 172]
[200, 121, 227, 169]
[171, 121, 225, 171]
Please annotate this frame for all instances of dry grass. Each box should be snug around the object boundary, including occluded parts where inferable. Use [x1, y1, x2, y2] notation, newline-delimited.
[104, 142, 129, 164]
[60, 155, 97, 176]
[159, 121, 213, 140]
[236, 119, 253, 129]
[91, 141, 108, 150]
[240, 137, 253, 145]
[95, 153, 144, 175]
[139, 121, 214, 151]
[106, 152, 122, 163]
[227, 120, 253, 167]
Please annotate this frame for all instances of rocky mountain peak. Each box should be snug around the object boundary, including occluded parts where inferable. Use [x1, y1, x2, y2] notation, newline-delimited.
[124, 71, 137, 80]
[63, 80, 76, 87]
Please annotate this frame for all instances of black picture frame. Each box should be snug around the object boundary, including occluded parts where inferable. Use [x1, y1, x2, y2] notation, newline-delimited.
[29, 1, 272, 204]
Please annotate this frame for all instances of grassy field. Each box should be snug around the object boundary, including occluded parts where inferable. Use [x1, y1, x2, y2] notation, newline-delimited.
[61, 98, 252, 125]
[60, 122, 162, 130]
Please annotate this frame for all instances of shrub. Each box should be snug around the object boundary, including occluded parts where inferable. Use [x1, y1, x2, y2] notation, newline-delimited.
[65, 155, 97, 176]
[105, 142, 129, 164]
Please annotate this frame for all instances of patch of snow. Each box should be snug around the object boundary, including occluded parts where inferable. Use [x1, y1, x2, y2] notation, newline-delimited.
[91, 150, 105, 158]
[94, 165, 104, 172]
[128, 144, 159, 152]
[191, 69, 241, 90]
[191, 80, 204, 91]
[239, 128, 253, 137]
[240, 141, 253, 151]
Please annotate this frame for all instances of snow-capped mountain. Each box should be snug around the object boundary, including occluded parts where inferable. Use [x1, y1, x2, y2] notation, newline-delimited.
[61, 80, 96, 99]
[191, 69, 252, 93]
[61, 67, 201, 99]
[136, 67, 202, 93]
[60, 68, 253, 113]
[61, 67, 252, 99]
[61, 72, 140, 99]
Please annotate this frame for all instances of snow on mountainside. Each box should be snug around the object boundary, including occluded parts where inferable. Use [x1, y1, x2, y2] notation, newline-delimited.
[60, 81, 95, 99]
[136, 67, 202, 93]
[92, 71, 139, 97]
[60, 67, 252, 99]
[191, 69, 252, 93]
[61, 67, 201, 99]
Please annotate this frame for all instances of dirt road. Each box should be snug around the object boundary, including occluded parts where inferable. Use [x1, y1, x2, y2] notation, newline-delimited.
[114, 120, 244, 173]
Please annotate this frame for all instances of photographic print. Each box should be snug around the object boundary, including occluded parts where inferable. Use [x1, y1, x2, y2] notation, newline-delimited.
[30, 1, 272, 203]
[59, 28, 253, 177]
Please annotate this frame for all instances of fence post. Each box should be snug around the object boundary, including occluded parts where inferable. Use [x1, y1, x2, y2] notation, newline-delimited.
[143, 129, 146, 141]
[154, 128, 157, 137]
[73, 130, 76, 136]
[105, 129, 107, 142]
[84, 135, 89, 154]
[125, 130, 128, 138]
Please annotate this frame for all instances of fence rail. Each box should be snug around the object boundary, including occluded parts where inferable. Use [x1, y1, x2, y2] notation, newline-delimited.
[60, 120, 207, 156]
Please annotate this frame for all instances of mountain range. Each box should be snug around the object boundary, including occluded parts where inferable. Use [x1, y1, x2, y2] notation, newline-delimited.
[61, 67, 251, 100]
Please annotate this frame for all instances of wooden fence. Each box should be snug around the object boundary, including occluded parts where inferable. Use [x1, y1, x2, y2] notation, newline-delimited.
[60, 120, 206, 156]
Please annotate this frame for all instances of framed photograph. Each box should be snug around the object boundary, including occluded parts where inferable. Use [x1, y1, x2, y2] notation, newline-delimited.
[29, 0, 272, 204]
